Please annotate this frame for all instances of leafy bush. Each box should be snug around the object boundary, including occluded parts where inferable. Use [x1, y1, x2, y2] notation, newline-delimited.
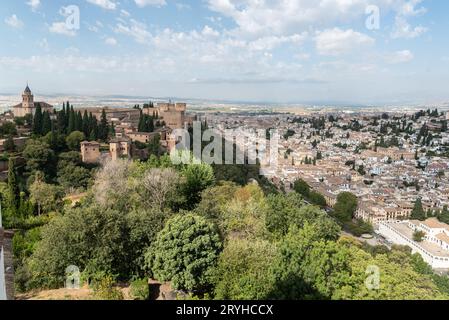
[413, 230, 426, 242]
[145, 213, 222, 293]
[213, 239, 278, 300]
[344, 219, 374, 237]
[28, 205, 130, 289]
[182, 163, 215, 209]
[129, 278, 150, 300]
[92, 276, 124, 300]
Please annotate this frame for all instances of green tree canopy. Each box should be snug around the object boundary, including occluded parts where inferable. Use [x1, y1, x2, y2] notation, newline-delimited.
[65, 131, 86, 151]
[333, 192, 358, 222]
[293, 179, 310, 198]
[145, 213, 222, 293]
[22, 139, 55, 177]
[213, 239, 278, 300]
[182, 163, 215, 209]
[411, 198, 426, 221]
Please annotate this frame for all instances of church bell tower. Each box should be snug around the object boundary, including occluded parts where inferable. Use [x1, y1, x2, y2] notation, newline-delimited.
[22, 84, 34, 110]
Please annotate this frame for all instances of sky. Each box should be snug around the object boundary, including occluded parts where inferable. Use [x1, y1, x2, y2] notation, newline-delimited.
[0, 0, 448, 105]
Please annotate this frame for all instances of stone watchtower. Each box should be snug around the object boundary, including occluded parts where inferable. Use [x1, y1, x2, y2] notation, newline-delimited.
[22, 85, 34, 110]
[80, 141, 101, 164]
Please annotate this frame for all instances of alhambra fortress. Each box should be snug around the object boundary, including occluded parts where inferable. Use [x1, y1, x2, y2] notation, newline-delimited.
[1, 85, 196, 163]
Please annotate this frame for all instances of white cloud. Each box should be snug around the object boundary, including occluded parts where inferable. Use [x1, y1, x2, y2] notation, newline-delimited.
[134, 0, 167, 8]
[247, 34, 307, 51]
[176, 3, 191, 10]
[86, 0, 117, 10]
[86, 21, 105, 33]
[38, 38, 49, 51]
[201, 25, 220, 37]
[391, 0, 428, 38]
[397, 0, 427, 16]
[315, 28, 374, 56]
[385, 50, 414, 64]
[120, 9, 131, 17]
[114, 19, 151, 43]
[207, 0, 375, 37]
[5, 14, 24, 29]
[49, 22, 77, 36]
[27, 0, 41, 11]
[207, 0, 430, 43]
[391, 16, 427, 39]
[105, 37, 118, 46]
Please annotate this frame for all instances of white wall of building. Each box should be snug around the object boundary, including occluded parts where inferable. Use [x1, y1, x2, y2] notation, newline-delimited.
[379, 222, 449, 269]
[0, 247, 6, 300]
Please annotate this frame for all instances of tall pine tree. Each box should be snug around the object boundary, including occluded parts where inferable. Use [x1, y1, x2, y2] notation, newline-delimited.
[32, 104, 43, 135]
[82, 110, 89, 137]
[67, 106, 76, 133]
[89, 115, 98, 141]
[411, 198, 426, 221]
[42, 111, 52, 135]
[98, 109, 109, 141]
[7, 158, 19, 210]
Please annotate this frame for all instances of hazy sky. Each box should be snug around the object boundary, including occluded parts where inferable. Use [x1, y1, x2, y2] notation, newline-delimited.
[0, 0, 448, 104]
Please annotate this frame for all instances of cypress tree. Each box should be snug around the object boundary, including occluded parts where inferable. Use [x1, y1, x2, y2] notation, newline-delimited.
[67, 103, 72, 128]
[57, 103, 66, 133]
[42, 111, 52, 135]
[7, 158, 19, 210]
[109, 122, 115, 137]
[82, 110, 89, 137]
[411, 198, 426, 221]
[32, 104, 43, 135]
[75, 111, 82, 132]
[138, 110, 144, 132]
[91, 116, 99, 141]
[148, 116, 154, 132]
[439, 205, 449, 224]
[68, 108, 75, 133]
[99, 109, 109, 141]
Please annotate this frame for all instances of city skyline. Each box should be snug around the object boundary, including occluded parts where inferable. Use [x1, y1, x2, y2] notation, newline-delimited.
[1, 0, 449, 104]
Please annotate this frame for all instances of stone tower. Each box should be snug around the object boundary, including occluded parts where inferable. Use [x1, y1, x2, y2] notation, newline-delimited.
[22, 84, 34, 110]
[80, 141, 101, 164]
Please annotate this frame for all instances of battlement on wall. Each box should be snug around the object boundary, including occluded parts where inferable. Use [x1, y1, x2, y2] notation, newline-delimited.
[157, 103, 186, 112]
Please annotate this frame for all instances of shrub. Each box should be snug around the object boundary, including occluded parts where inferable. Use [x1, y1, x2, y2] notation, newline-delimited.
[129, 278, 150, 300]
[345, 219, 374, 237]
[145, 213, 222, 293]
[413, 231, 426, 242]
[92, 276, 124, 300]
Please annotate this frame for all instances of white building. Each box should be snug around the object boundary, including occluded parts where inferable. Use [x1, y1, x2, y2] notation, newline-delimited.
[379, 218, 449, 269]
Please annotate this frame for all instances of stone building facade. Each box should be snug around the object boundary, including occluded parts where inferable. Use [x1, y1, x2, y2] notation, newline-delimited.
[81, 141, 101, 164]
[143, 103, 195, 130]
[12, 85, 54, 118]
[110, 138, 132, 161]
